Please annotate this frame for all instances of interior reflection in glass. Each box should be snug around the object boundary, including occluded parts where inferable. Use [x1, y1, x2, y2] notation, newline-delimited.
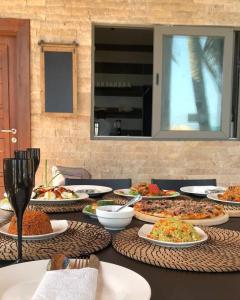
[94, 27, 153, 137]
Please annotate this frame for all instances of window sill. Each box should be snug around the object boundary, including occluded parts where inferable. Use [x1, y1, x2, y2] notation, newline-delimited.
[91, 136, 240, 141]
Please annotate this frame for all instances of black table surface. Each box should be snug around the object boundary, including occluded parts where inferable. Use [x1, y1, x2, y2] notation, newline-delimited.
[1, 210, 240, 300]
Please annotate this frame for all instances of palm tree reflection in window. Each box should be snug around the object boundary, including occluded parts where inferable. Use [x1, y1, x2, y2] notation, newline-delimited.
[161, 35, 223, 132]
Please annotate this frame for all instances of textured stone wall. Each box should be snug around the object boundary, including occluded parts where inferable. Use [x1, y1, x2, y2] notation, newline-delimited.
[0, 0, 240, 185]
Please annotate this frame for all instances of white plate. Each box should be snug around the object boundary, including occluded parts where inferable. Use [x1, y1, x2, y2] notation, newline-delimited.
[207, 192, 240, 205]
[138, 224, 208, 248]
[65, 185, 112, 197]
[114, 188, 180, 199]
[0, 260, 151, 300]
[0, 220, 69, 241]
[0, 199, 13, 211]
[30, 192, 89, 204]
[180, 186, 226, 196]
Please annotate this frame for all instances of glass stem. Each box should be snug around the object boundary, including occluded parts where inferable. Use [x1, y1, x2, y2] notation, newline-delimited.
[17, 213, 23, 263]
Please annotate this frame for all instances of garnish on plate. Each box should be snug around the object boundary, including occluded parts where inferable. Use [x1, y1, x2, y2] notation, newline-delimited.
[33, 186, 79, 200]
[130, 182, 176, 197]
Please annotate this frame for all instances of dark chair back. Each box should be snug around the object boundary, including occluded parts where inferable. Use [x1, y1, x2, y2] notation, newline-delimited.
[151, 179, 217, 191]
[65, 178, 132, 190]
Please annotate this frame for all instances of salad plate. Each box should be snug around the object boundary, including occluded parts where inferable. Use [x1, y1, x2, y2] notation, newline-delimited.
[65, 185, 112, 197]
[138, 224, 208, 248]
[207, 192, 240, 205]
[30, 193, 89, 205]
[0, 198, 12, 211]
[0, 220, 69, 241]
[82, 205, 98, 219]
[114, 188, 180, 199]
[180, 186, 226, 197]
[82, 200, 116, 219]
[0, 260, 151, 300]
[30, 186, 89, 204]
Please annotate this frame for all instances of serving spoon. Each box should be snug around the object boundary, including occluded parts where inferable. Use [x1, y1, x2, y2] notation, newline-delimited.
[115, 194, 142, 212]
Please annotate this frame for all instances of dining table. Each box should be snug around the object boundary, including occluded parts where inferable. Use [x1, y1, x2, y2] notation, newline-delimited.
[0, 197, 240, 300]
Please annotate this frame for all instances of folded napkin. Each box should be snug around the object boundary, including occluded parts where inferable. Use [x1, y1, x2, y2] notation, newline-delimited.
[32, 267, 98, 300]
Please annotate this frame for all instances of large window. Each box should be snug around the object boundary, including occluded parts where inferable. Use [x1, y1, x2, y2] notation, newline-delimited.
[92, 25, 235, 140]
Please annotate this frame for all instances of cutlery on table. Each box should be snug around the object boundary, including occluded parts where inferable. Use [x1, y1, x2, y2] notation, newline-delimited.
[71, 254, 100, 270]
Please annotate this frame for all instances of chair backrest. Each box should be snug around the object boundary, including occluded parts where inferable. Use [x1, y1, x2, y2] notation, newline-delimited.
[52, 166, 91, 186]
[151, 179, 217, 191]
[65, 178, 132, 190]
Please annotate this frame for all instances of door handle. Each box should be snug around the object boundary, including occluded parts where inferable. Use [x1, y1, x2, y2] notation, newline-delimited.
[1, 128, 17, 134]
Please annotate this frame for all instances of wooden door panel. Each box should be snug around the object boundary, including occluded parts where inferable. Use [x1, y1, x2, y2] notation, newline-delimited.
[0, 44, 10, 195]
[0, 19, 30, 197]
[0, 139, 4, 192]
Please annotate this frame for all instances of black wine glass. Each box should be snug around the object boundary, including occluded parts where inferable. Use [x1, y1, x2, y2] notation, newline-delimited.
[14, 150, 30, 159]
[3, 158, 35, 262]
[27, 148, 40, 174]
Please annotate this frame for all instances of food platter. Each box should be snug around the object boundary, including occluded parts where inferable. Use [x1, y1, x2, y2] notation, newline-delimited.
[134, 209, 229, 226]
[114, 189, 180, 199]
[65, 185, 113, 197]
[207, 192, 240, 206]
[0, 260, 151, 300]
[180, 186, 226, 197]
[133, 199, 229, 226]
[30, 193, 89, 205]
[0, 220, 69, 241]
[138, 224, 208, 248]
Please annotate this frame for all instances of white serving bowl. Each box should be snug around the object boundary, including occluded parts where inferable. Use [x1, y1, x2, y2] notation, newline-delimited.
[96, 205, 134, 230]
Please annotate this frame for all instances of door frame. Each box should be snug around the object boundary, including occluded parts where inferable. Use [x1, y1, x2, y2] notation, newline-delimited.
[0, 18, 30, 152]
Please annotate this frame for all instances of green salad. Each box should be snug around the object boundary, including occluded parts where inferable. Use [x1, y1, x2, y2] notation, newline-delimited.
[83, 200, 115, 215]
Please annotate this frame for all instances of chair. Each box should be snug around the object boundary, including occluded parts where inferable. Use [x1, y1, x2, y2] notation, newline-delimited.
[52, 166, 91, 186]
[65, 178, 132, 190]
[151, 179, 217, 191]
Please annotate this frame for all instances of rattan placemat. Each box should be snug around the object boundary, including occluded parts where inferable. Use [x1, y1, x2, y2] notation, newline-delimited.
[103, 193, 192, 203]
[113, 226, 240, 272]
[0, 221, 111, 261]
[28, 199, 95, 213]
[221, 204, 240, 217]
[101, 192, 129, 204]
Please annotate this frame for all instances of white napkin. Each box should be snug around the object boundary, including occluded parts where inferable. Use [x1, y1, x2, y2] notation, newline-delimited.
[32, 267, 98, 300]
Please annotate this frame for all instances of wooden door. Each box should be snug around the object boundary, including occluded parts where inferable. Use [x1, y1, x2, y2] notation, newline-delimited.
[0, 19, 30, 197]
[0, 44, 10, 195]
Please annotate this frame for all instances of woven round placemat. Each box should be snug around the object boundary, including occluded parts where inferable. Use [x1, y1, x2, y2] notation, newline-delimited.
[0, 221, 111, 261]
[28, 199, 94, 213]
[221, 204, 240, 217]
[101, 192, 129, 204]
[103, 193, 192, 203]
[113, 226, 240, 272]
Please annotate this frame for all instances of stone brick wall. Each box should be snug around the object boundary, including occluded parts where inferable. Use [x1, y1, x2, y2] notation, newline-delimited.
[1, 0, 240, 185]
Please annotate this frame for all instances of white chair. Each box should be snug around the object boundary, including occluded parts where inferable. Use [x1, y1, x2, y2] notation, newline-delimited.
[51, 165, 91, 186]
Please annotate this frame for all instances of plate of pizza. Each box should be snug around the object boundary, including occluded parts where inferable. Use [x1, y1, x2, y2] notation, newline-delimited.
[114, 182, 180, 199]
[134, 199, 229, 226]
